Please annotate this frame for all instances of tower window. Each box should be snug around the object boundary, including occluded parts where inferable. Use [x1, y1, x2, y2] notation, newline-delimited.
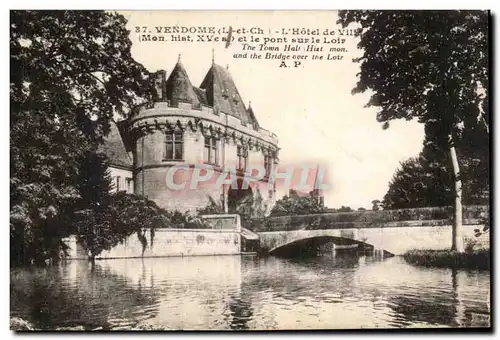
[164, 131, 184, 161]
[237, 146, 248, 171]
[264, 155, 273, 178]
[204, 136, 219, 165]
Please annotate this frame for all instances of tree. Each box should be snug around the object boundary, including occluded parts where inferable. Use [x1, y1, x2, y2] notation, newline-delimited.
[371, 200, 382, 211]
[338, 10, 489, 252]
[383, 141, 488, 209]
[10, 10, 154, 265]
[73, 151, 113, 261]
[336, 206, 354, 213]
[383, 156, 454, 209]
[111, 192, 170, 255]
[270, 190, 325, 216]
[197, 195, 225, 215]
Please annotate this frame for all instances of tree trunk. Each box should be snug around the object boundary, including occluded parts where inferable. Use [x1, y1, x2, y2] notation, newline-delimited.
[449, 141, 464, 252]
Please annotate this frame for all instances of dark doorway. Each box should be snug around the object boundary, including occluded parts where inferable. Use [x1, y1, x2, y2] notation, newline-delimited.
[227, 179, 253, 215]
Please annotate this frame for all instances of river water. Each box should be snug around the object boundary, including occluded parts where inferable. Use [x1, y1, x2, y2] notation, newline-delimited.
[10, 253, 490, 330]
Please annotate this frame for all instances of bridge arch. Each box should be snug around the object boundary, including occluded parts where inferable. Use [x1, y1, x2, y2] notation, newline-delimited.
[259, 229, 395, 256]
[268, 235, 392, 258]
[257, 223, 488, 256]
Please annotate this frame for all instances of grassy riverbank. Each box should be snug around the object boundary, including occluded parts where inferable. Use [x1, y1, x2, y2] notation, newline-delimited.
[403, 249, 490, 270]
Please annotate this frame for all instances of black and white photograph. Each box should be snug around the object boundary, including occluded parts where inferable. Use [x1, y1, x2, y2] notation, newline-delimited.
[9, 9, 491, 331]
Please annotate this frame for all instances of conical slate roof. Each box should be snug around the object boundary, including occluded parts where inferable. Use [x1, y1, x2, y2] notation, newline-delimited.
[99, 120, 133, 169]
[165, 58, 201, 107]
[246, 102, 259, 129]
[192, 86, 208, 105]
[200, 64, 258, 126]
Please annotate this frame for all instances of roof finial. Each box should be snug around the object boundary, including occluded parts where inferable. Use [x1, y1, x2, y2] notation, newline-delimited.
[212, 48, 215, 65]
[226, 64, 229, 70]
[177, 53, 181, 63]
[248, 101, 252, 108]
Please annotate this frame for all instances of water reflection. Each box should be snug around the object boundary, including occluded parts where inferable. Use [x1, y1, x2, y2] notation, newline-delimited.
[10, 261, 160, 330]
[10, 253, 490, 330]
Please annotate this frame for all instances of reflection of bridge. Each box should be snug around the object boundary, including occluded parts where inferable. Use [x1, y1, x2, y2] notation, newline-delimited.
[257, 222, 488, 256]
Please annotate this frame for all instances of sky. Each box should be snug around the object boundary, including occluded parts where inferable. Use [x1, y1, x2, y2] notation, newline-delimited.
[120, 10, 425, 209]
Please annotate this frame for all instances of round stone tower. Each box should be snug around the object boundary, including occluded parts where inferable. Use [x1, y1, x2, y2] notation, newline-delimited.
[127, 57, 279, 215]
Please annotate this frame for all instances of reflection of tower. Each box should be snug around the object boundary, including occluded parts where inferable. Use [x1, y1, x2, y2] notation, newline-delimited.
[227, 293, 253, 330]
[226, 257, 255, 330]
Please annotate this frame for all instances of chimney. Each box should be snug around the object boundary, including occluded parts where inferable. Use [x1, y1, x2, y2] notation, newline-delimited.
[154, 69, 167, 101]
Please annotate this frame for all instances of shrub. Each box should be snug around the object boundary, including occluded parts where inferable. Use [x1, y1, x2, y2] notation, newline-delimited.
[403, 249, 489, 270]
[167, 210, 212, 229]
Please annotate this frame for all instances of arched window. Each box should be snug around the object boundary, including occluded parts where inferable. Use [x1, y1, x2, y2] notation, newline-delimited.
[164, 130, 184, 161]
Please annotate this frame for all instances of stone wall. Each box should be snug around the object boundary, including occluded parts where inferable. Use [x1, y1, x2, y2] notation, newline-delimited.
[135, 165, 224, 212]
[65, 228, 242, 260]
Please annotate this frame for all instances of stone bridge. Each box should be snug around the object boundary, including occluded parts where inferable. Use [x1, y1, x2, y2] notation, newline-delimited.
[257, 223, 488, 256]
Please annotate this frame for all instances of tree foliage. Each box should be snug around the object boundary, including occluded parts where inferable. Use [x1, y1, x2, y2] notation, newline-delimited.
[73, 151, 113, 260]
[335, 206, 354, 213]
[10, 10, 154, 265]
[370, 200, 381, 211]
[197, 195, 225, 215]
[337, 10, 489, 180]
[338, 10, 488, 135]
[383, 143, 488, 209]
[338, 10, 489, 251]
[383, 156, 453, 209]
[109, 192, 170, 254]
[270, 190, 325, 216]
[71, 153, 171, 259]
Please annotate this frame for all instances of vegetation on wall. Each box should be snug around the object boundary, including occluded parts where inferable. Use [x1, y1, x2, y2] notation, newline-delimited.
[197, 196, 224, 215]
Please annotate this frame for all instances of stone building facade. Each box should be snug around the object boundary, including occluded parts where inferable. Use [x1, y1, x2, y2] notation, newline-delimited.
[101, 58, 279, 216]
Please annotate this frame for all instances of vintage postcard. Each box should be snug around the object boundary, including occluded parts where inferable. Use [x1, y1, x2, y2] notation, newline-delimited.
[10, 10, 490, 331]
